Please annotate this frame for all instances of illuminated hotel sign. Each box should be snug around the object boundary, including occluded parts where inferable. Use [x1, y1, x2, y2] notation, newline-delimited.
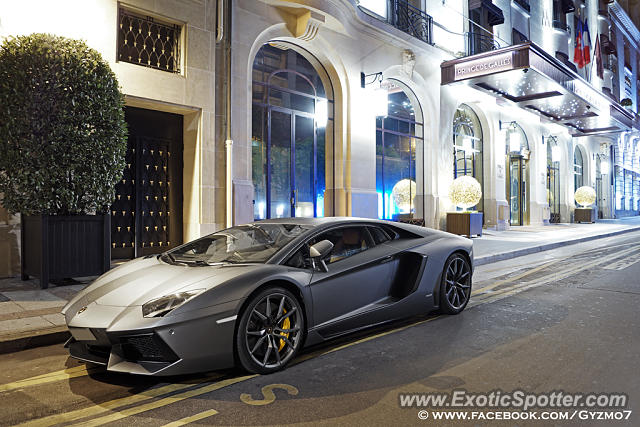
[454, 52, 514, 81]
[564, 79, 610, 118]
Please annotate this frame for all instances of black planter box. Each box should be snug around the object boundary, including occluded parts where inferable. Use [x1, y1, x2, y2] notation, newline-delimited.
[21, 214, 111, 289]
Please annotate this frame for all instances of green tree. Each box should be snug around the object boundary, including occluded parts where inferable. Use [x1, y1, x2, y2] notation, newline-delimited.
[0, 33, 127, 215]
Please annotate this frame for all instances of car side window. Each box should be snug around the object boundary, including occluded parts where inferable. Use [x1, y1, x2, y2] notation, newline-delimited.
[368, 226, 391, 245]
[285, 226, 373, 269]
[312, 226, 372, 265]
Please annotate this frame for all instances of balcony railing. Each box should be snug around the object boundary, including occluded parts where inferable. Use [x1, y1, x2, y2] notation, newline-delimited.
[465, 31, 504, 56]
[513, 0, 531, 13]
[391, 0, 433, 45]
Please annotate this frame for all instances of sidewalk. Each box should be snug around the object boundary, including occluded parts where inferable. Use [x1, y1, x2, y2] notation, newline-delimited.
[1, 215, 640, 354]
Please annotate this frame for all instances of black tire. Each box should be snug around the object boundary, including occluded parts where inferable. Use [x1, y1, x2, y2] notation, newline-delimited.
[439, 253, 472, 315]
[235, 287, 305, 374]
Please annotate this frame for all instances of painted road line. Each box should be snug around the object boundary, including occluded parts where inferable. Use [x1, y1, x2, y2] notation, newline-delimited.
[18, 374, 224, 427]
[603, 252, 640, 270]
[471, 245, 640, 305]
[472, 258, 567, 296]
[160, 409, 219, 427]
[21, 241, 640, 425]
[0, 365, 98, 393]
[69, 375, 257, 427]
[476, 243, 640, 299]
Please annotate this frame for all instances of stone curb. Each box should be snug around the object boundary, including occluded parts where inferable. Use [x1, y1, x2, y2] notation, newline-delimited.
[475, 226, 640, 266]
[1, 225, 639, 355]
[0, 326, 70, 355]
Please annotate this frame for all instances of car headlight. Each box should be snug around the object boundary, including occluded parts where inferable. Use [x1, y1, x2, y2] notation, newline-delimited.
[142, 289, 205, 318]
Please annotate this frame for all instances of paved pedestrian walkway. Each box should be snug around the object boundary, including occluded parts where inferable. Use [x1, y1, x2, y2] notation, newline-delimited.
[1, 215, 639, 353]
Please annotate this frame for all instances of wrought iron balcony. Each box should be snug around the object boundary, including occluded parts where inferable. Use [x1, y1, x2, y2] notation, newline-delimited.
[465, 31, 504, 56]
[391, 0, 433, 45]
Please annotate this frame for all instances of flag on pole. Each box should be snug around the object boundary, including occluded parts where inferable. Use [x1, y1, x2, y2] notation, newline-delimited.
[574, 17, 585, 68]
[594, 34, 604, 79]
[583, 18, 591, 66]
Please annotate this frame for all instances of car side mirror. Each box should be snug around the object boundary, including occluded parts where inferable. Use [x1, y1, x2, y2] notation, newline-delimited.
[309, 239, 333, 272]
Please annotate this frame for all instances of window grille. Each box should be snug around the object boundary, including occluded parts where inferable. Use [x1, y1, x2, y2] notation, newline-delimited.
[118, 8, 182, 73]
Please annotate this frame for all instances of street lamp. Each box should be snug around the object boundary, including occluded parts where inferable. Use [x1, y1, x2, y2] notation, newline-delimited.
[360, 71, 388, 118]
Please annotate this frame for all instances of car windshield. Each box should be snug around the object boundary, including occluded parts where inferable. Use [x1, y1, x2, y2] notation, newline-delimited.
[166, 223, 310, 265]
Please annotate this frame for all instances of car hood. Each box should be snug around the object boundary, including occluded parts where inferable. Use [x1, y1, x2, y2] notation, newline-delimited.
[64, 256, 259, 311]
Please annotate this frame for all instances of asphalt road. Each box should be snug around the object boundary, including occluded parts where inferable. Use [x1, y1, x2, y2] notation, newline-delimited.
[1, 231, 639, 426]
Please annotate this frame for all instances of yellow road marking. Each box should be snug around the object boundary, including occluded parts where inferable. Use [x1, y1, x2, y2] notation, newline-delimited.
[240, 383, 298, 406]
[69, 375, 257, 427]
[471, 244, 640, 304]
[471, 258, 566, 296]
[19, 240, 640, 426]
[0, 365, 97, 393]
[160, 409, 219, 427]
[17, 374, 224, 427]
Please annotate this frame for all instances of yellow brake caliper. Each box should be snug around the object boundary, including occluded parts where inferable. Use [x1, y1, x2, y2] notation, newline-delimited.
[278, 308, 290, 351]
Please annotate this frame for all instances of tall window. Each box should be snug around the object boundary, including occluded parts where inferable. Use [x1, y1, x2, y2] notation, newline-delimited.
[546, 136, 560, 223]
[505, 122, 529, 226]
[573, 147, 584, 193]
[453, 104, 483, 212]
[251, 44, 331, 219]
[376, 83, 423, 220]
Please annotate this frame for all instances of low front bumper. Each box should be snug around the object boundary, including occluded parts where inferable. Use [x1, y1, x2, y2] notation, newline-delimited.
[66, 302, 241, 376]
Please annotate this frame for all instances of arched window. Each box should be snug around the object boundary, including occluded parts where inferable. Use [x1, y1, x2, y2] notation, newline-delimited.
[453, 104, 483, 211]
[251, 43, 332, 219]
[546, 136, 560, 223]
[573, 146, 584, 192]
[376, 82, 423, 220]
[505, 122, 529, 225]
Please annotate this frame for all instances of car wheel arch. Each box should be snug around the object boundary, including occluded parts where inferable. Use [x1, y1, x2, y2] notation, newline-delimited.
[433, 249, 472, 309]
[232, 279, 309, 364]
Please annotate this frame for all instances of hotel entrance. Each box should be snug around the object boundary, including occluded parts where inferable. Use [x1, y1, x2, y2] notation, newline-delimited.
[504, 122, 529, 226]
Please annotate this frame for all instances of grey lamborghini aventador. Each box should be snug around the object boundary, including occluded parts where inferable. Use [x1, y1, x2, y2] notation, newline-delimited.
[62, 217, 473, 376]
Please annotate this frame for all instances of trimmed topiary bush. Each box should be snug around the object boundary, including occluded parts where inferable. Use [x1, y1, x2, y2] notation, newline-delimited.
[0, 33, 127, 215]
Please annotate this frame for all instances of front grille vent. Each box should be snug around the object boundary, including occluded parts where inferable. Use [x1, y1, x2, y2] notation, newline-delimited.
[120, 334, 178, 363]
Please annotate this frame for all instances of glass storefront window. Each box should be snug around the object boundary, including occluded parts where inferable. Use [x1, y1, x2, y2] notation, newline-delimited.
[573, 147, 584, 193]
[546, 136, 560, 223]
[376, 83, 423, 220]
[251, 43, 331, 220]
[504, 122, 529, 226]
[613, 139, 640, 214]
[453, 104, 483, 212]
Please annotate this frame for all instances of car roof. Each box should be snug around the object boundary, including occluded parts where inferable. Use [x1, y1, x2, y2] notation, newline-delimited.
[252, 216, 386, 226]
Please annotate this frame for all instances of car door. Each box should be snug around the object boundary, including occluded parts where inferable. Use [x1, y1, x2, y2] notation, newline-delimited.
[305, 225, 398, 335]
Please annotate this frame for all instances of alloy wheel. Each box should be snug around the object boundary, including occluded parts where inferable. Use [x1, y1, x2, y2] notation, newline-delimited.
[244, 293, 302, 369]
[444, 256, 471, 310]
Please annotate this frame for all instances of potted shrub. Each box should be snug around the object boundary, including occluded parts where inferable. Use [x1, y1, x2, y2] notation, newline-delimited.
[0, 33, 127, 288]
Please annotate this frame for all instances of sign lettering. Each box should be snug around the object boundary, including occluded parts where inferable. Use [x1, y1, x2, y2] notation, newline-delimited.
[454, 52, 514, 80]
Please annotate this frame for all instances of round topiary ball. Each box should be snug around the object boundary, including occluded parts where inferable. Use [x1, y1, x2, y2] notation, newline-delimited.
[449, 176, 482, 210]
[0, 33, 127, 215]
[574, 186, 596, 207]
